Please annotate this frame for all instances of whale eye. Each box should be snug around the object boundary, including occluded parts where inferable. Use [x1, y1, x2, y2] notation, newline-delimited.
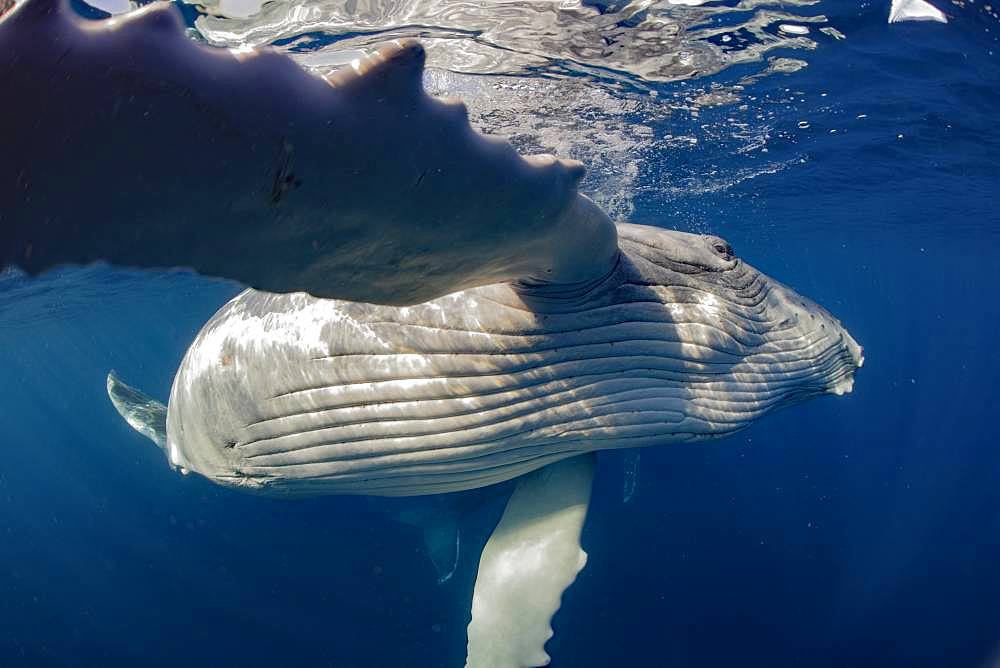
[710, 240, 733, 258]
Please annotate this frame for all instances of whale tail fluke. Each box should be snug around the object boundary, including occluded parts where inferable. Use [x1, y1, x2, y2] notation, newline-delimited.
[106, 371, 168, 451]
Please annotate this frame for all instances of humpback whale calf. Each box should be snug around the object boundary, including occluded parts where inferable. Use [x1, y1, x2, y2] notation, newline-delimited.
[3, 2, 863, 666]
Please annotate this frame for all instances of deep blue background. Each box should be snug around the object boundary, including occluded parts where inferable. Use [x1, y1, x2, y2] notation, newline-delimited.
[2, 0, 999, 666]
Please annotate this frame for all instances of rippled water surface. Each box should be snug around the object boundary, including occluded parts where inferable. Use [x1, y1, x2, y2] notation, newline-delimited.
[182, 0, 853, 219]
[2, 0, 1000, 666]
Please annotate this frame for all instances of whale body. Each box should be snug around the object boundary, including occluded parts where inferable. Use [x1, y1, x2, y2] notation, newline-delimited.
[159, 224, 862, 497]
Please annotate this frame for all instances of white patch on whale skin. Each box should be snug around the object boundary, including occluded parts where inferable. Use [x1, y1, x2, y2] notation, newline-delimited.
[228, 44, 256, 60]
[829, 375, 855, 396]
[169, 441, 184, 468]
[183, 291, 392, 384]
[697, 292, 721, 318]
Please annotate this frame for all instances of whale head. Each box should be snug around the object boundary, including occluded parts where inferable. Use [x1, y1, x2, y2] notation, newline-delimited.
[610, 223, 863, 439]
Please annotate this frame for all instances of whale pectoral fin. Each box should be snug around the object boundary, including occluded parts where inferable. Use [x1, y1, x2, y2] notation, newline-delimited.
[2, 0, 617, 304]
[382, 496, 462, 584]
[423, 517, 461, 585]
[465, 454, 595, 668]
[106, 371, 167, 451]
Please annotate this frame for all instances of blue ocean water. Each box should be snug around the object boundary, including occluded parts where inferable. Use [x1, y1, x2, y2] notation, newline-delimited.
[1, 0, 999, 666]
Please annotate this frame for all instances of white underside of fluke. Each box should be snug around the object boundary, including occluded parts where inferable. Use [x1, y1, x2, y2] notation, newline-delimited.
[465, 454, 595, 668]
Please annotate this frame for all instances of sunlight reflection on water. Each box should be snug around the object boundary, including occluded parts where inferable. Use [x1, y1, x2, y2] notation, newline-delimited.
[170, 0, 837, 219]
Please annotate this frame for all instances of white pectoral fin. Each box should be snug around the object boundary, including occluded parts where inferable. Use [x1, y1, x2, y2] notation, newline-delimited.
[466, 454, 596, 668]
[106, 371, 168, 451]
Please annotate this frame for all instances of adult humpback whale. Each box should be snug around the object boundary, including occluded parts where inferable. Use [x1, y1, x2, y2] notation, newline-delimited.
[3, 2, 863, 666]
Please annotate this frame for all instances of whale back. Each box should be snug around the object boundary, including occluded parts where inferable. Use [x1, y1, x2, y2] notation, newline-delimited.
[165, 224, 862, 497]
